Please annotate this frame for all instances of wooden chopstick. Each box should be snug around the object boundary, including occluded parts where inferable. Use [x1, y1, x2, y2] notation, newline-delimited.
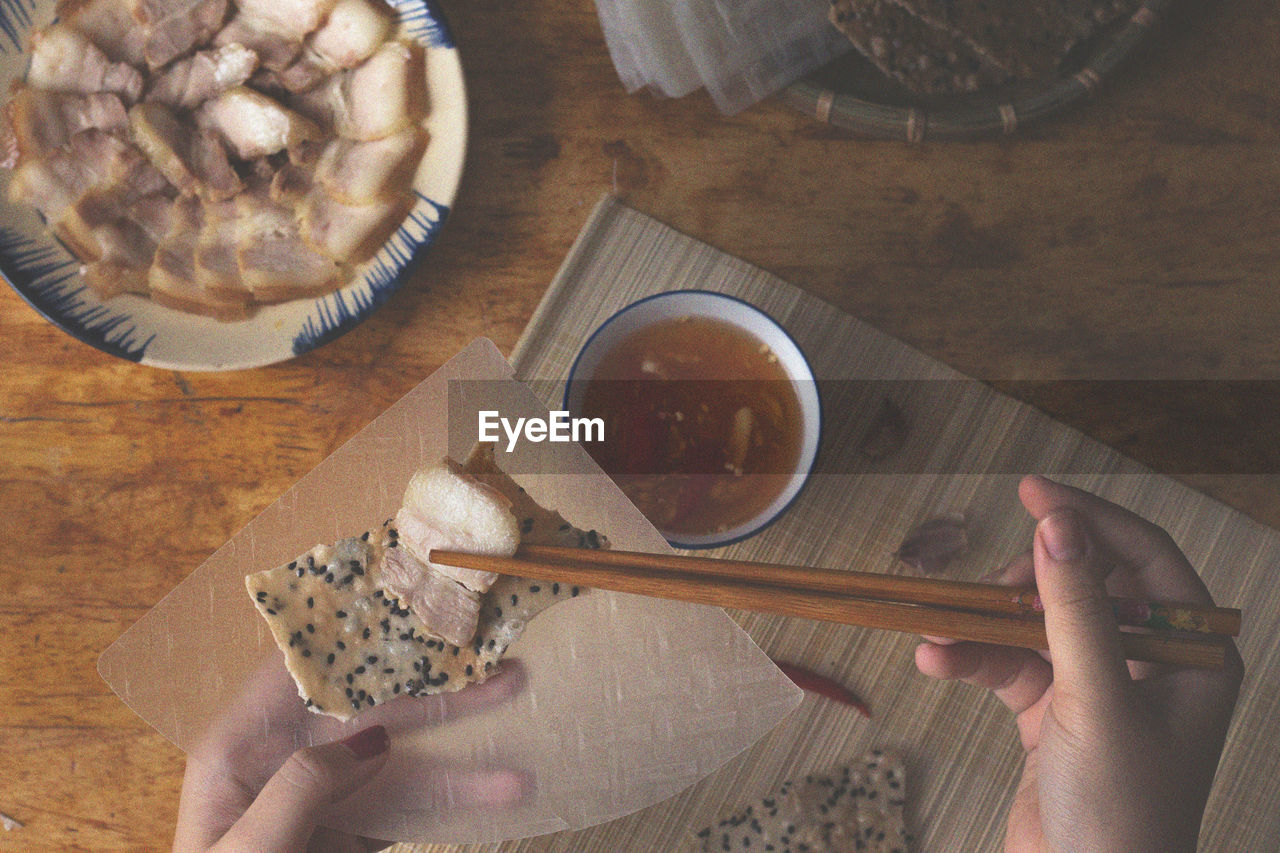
[429, 547, 1234, 669]
[516, 545, 1242, 636]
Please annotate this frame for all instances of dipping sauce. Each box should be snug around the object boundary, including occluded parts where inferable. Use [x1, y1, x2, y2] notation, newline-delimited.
[576, 316, 803, 537]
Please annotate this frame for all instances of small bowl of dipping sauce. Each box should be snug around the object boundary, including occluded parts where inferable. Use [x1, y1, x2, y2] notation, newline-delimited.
[564, 290, 821, 548]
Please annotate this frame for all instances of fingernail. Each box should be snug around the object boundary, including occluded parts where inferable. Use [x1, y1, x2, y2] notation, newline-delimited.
[1040, 511, 1084, 562]
[339, 725, 389, 760]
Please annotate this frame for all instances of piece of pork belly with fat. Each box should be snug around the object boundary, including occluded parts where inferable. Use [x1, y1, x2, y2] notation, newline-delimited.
[328, 41, 427, 141]
[149, 196, 253, 319]
[28, 24, 143, 103]
[315, 128, 425, 204]
[308, 0, 393, 69]
[197, 87, 323, 162]
[382, 460, 522, 646]
[233, 187, 346, 302]
[1, 87, 127, 167]
[130, 102, 242, 201]
[273, 0, 395, 92]
[58, 0, 147, 66]
[146, 44, 259, 110]
[136, 0, 230, 69]
[235, 0, 338, 42]
[214, 13, 303, 72]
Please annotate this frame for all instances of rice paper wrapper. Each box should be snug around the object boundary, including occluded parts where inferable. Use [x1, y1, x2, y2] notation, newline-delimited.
[97, 338, 802, 844]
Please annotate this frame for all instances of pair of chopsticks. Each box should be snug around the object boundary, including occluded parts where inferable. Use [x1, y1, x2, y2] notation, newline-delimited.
[429, 545, 1241, 669]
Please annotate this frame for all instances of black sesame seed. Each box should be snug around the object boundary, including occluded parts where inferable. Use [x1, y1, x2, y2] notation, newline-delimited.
[295, 566, 305, 578]
[256, 591, 267, 601]
[324, 573, 334, 583]
[362, 627, 371, 639]
[451, 645, 460, 656]
[383, 667, 395, 674]
[571, 586, 580, 597]
[335, 609, 347, 618]
[355, 666, 366, 674]
[465, 664, 473, 676]
[366, 655, 378, 663]
[356, 689, 366, 700]
[306, 623, 315, 633]
[304, 698, 312, 707]
[340, 574, 354, 585]
[388, 527, 398, 538]
[488, 639, 496, 648]
[345, 687, 354, 697]
[393, 682, 401, 694]
[301, 649, 311, 657]
[511, 594, 519, 606]
[381, 618, 391, 633]
[327, 653, 335, 664]
[336, 640, 346, 650]
[360, 531, 370, 541]
[265, 608, 276, 615]
[306, 597, 314, 608]
[529, 584, 540, 593]
[552, 582, 560, 595]
[346, 673, 354, 684]
[494, 606, 503, 618]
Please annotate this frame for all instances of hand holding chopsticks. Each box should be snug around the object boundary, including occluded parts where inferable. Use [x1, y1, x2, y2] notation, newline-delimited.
[431, 543, 1239, 669]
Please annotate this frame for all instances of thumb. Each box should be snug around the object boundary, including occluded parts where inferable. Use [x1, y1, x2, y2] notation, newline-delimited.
[217, 725, 389, 852]
[1034, 510, 1130, 712]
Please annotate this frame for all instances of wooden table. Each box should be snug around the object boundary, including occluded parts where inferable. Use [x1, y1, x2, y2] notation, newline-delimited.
[2, 0, 1278, 849]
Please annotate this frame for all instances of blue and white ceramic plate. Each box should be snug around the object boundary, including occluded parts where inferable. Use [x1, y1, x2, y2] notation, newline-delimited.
[0, 0, 466, 370]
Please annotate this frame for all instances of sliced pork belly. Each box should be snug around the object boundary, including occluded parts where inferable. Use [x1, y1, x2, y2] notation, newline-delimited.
[331, 41, 427, 141]
[58, 0, 147, 66]
[150, 196, 252, 319]
[77, 192, 174, 298]
[28, 24, 143, 103]
[238, 0, 339, 41]
[215, 13, 303, 71]
[130, 103, 243, 201]
[8, 130, 161, 226]
[315, 127, 424, 204]
[308, 0, 393, 69]
[299, 185, 409, 263]
[233, 188, 344, 302]
[137, 0, 229, 69]
[198, 87, 322, 161]
[380, 546, 482, 647]
[146, 44, 259, 110]
[394, 459, 521, 594]
[194, 199, 251, 300]
[1, 88, 127, 167]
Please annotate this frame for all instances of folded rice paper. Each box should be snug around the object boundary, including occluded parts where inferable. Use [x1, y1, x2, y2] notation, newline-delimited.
[97, 338, 802, 843]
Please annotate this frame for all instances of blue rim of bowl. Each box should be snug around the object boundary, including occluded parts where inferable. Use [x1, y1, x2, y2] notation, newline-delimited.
[0, 0, 460, 369]
[563, 289, 823, 550]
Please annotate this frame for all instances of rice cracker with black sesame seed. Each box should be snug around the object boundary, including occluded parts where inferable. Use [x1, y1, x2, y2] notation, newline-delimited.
[828, 0, 1012, 95]
[688, 749, 910, 852]
[246, 445, 607, 721]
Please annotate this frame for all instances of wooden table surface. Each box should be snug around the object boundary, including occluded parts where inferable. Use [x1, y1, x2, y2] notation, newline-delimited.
[2, 0, 1278, 849]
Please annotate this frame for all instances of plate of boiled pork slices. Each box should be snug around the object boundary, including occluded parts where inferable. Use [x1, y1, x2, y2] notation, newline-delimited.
[0, 0, 465, 370]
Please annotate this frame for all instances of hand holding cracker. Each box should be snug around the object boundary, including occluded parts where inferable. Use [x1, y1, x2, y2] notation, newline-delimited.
[172, 655, 529, 852]
[915, 475, 1243, 853]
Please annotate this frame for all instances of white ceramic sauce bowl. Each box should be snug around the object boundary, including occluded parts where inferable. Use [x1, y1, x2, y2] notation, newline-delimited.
[564, 290, 821, 549]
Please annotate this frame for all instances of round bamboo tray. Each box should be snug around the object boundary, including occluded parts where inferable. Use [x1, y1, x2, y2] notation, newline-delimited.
[782, 0, 1169, 141]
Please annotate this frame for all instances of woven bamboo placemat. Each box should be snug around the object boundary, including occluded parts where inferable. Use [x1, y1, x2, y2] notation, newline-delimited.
[398, 195, 1280, 852]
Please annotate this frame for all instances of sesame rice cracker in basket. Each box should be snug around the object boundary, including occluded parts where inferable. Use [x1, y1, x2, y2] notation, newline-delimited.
[828, 0, 1012, 95]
